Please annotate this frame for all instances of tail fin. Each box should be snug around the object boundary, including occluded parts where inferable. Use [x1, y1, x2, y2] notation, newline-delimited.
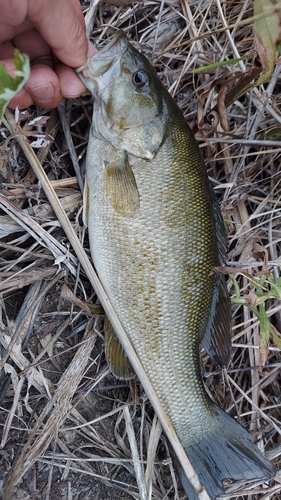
[178, 406, 276, 500]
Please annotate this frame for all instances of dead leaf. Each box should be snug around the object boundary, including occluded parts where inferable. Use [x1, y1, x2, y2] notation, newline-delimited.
[61, 284, 103, 315]
[244, 289, 258, 307]
[270, 323, 281, 350]
[27, 116, 50, 127]
[259, 333, 270, 373]
[29, 136, 53, 148]
[196, 65, 262, 133]
[39, 334, 53, 358]
[210, 265, 250, 275]
[252, 242, 269, 267]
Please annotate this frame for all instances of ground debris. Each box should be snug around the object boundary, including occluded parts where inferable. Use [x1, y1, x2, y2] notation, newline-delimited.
[0, 1, 280, 499]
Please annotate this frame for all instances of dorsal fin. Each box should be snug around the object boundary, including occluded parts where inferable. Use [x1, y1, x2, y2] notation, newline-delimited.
[202, 273, 232, 367]
[200, 187, 231, 367]
[211, 188, 228, 265]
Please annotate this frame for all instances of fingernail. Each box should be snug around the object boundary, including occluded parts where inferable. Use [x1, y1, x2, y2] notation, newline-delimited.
[29, 82, 55, 102]
[87, 41, 98, 58]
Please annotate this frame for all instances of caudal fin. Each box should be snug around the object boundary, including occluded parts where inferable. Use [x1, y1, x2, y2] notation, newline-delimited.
[178, 406, 276, 500]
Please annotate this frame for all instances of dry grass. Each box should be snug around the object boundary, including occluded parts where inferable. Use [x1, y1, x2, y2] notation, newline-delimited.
[0, 0, 281, 499]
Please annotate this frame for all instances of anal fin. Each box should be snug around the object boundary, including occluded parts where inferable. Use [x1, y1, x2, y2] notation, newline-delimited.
[104, 316, 135, 380]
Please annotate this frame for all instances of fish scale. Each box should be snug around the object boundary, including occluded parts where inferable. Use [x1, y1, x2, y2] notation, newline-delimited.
[77, 31, 276, 500]
[88, 137, 216, 436]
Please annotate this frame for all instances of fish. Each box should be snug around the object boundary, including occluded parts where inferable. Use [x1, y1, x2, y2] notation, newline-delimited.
[77, 31, 276, 499]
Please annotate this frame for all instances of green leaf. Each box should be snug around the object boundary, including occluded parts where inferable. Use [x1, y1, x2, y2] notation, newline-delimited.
[0, 49, 30, 122]
[254, 0, 281, 86]
[259, 303, 270, 371]
[193, 57, 244, 73]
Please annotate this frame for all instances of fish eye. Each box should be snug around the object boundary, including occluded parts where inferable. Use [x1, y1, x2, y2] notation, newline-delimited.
[132, 70, 149, 90]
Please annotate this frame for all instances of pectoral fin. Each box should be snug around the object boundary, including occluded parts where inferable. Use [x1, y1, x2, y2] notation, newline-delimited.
[104, 316, 135, 380]
[202, 273, 232, 367]
[105, 153, 140, 216]
[83, 176, 89, 228]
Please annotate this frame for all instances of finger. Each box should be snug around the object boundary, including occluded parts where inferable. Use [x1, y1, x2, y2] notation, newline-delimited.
[56, 63, 87, 99]
[1, 38, 96, 109]
[24, 64, 62, 108]
[7, 64, 62, 109]
[12, 28, 53, 67]
[7, 69, 62, 109]
[56, 40, 98, 99]
[0, 0, 28, 25]
[6, 84, 34, 109]
[28, 0, 88, 68]
[0, 40, 15, 59]
[87, 40, 98, 58]
[0, 19, 34, 44]
[7, 65, 62, 110]
[0, 35, 61, 109]
[11, 28, 61, 108]
[0, 46, 34, 108]
[69, 0, 85, 26]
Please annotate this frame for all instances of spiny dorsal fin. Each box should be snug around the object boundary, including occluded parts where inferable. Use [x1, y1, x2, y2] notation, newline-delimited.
[202, 273, 232, 367]
[104, 316, 135, 380]
[104, 153, 140, 216]
[214, 196, 228, 265]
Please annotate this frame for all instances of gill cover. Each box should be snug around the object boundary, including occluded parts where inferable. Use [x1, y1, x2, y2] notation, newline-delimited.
[77, 31, 169, 160]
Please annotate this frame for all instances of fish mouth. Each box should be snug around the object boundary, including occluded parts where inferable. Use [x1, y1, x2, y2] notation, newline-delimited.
[96, 30, 127, 56]
[76, 31, 127, 80]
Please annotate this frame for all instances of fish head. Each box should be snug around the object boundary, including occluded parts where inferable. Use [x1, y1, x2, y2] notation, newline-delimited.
[77, 31, 169, 159]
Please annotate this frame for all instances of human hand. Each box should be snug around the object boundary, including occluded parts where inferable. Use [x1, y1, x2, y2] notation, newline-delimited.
[0, 0, 96, 109]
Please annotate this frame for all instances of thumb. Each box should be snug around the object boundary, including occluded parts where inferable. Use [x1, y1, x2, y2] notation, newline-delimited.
[29, 0, 88, 68]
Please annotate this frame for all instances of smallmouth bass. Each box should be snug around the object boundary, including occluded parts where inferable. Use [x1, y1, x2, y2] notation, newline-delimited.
[77, 31, 276, 499]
